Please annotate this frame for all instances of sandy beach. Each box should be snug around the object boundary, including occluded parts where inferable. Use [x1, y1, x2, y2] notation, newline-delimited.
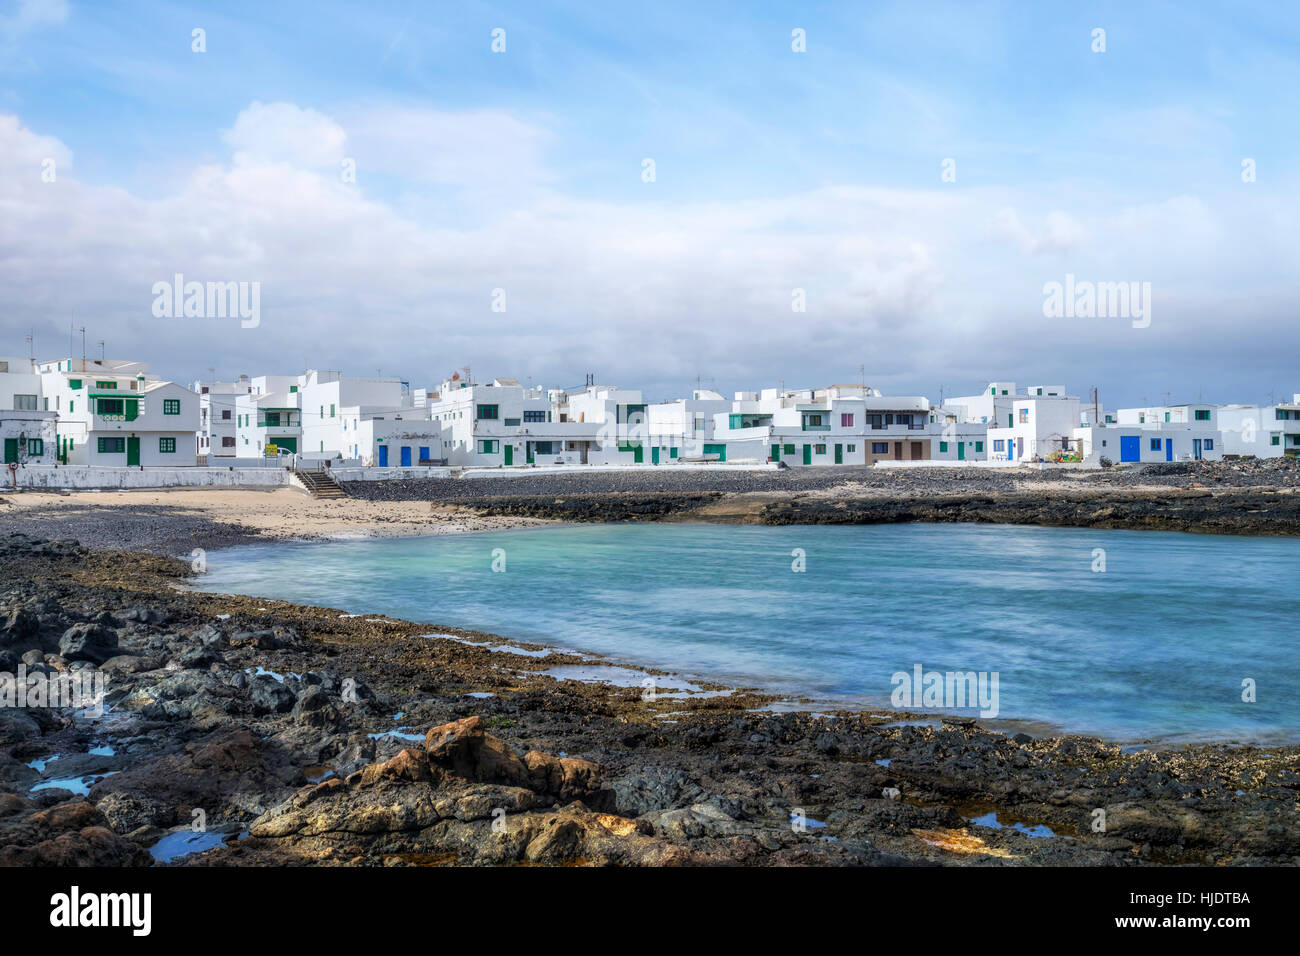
[0, 487, 550, 552]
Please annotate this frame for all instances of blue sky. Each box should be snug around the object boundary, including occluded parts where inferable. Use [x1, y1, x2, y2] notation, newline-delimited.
[2, 0, 1299, 406]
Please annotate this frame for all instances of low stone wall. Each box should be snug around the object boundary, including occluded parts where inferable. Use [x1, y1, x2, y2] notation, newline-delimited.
[9, 465, 291, 490]
[327, 466, 453, 482]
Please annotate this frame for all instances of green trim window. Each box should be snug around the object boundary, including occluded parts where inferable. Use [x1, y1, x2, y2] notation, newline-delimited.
[523, 410, 547, 423]
[783, 443, 795, 455]
[330, 404, 336, 418]
[69, 378, 82, 390]
[1272, 436, 1281, 446]
[96, 381, 117, 390]
[814, 443, 826, 455]
[97, 437, 126, 454]
[975, 441, 984, 453]
[28, 439, 44, 456]
[159, 437, 176, 453]
[163, 398, 181, 415]
[97, 397, 125, 415]
[939, 441, 949, 453]
[289, 385, 298, 392]
[1194, 409, 1211, 421]
[478, 439, 499, 454]
[476, 404, 499, 420]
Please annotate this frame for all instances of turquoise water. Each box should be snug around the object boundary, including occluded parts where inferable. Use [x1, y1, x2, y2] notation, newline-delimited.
[196, 523, 1300, 744]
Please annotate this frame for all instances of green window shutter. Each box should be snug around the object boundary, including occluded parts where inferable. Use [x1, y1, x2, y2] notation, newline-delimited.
[330, 404, 336, 417]
[975, 441, 984, 452]
[69, 379, 82, 389]
[940, 441, 949, 453]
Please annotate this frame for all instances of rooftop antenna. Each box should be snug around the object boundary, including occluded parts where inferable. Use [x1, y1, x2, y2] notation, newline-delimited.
[78, 326, 86, 372]
[24, 331, 33, 361]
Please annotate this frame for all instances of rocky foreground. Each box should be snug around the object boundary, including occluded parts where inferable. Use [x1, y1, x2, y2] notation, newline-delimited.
[1, 532, 1297, 867]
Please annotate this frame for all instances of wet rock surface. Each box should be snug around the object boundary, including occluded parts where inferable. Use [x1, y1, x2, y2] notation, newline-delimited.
[0, 531, 1295, 866]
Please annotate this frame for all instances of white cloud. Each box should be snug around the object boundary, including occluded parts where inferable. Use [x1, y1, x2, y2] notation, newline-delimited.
[989, 207, 1089, 255]
[221, 101, 348, 168]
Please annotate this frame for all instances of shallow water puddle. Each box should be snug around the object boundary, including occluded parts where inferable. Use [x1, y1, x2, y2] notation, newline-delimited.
[31, 771, 118, 797]
[968, 811, 1056, 838]
[149, 830, 230, 863]
[367, 727, 424, 742]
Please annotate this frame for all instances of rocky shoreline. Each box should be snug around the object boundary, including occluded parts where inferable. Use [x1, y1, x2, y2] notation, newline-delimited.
[341, 459, 1300, 537]
[2, 531, 1297, 867]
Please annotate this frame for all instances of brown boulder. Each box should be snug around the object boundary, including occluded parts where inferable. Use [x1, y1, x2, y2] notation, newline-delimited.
[424, 716, 529, 788]
[350, 748, 435, 788]
[524, 751, 604, 802]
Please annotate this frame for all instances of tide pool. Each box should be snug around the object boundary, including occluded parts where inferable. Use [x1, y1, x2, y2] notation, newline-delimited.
[196, 523, 1300, 743]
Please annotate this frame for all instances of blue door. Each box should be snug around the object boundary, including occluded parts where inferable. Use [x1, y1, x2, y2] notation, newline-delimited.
[1120, 436, 1140, 462]
[378, 445, 388, 467]
[400, 446, 411, 467]
[1166, 439, 1173, 461]
[419, 447, 429, 463]
[1193, 438, 1202, 460]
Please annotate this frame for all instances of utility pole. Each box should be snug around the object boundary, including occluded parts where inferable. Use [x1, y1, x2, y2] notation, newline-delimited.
[78, 326, 86, 372]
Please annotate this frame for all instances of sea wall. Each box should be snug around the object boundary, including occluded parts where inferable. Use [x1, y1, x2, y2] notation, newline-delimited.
[9, 465, 291, 490]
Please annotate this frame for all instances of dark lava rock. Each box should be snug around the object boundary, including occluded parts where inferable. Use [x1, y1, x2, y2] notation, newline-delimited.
[249, 676, 295, 715]
[57, 623, 119, 664]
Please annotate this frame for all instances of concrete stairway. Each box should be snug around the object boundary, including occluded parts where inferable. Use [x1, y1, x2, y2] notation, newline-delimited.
[293, 467, 347, 499]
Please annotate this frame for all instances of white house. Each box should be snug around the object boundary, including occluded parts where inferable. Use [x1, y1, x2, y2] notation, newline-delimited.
[1217, 396, 1300, 458]
[234, 376, 303, 458]
[298, 369, 410, 459]
[38, 358, 200, 466]
[425, 375, 610, 467]
[344, 410, 443, 467]
[703, 384, 954, 466]
[1111, 403, 1223, 462]
[986, 386, 1082, 462]
[645, 389, 730, 464]
[1, 356, 57, 467]
[193, 375, 252, 460]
